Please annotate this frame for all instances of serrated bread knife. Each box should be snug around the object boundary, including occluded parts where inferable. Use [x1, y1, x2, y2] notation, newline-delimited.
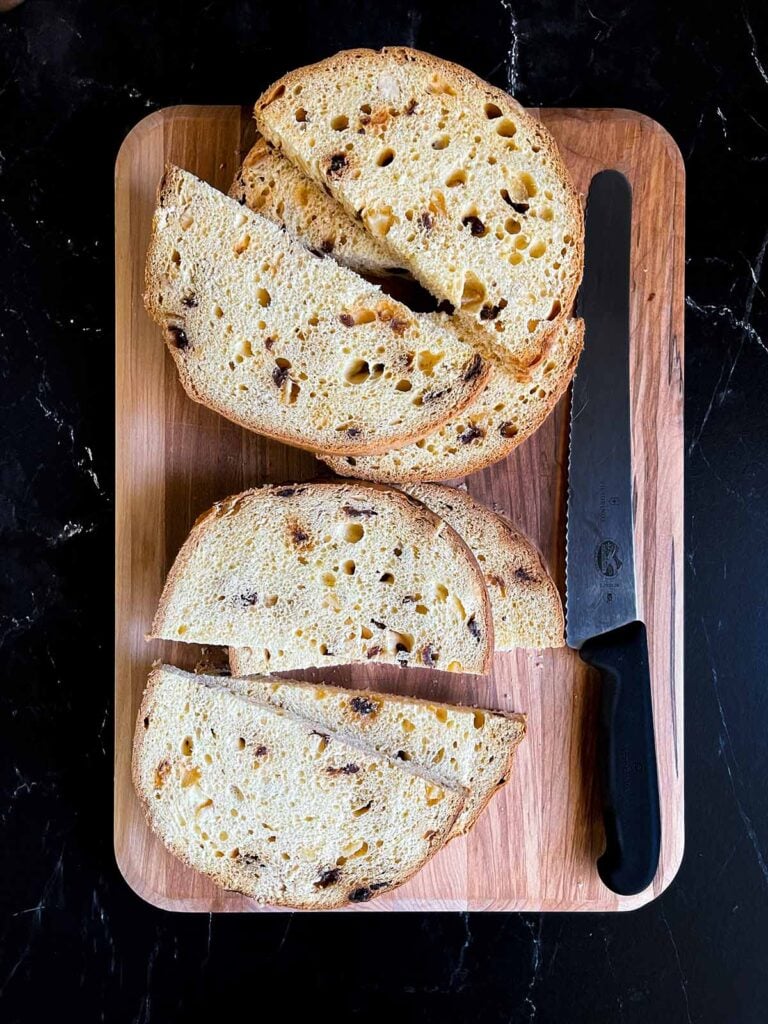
[566, 170, 661, 896]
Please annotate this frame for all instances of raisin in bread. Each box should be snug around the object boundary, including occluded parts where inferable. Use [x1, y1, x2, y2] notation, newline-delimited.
[144, 165, 489, 456]
[400, 484, 564, 649]
[323, 318, 584, 481]
[230, 135, 399, 277]
[133, 666, 465, 908]
[214, 674, 526, 837]
[150, 482, 494, 676]
[253, 47, 584, 368]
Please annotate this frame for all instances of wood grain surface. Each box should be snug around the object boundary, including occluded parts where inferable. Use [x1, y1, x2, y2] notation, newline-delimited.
[114, 105, 684, 912]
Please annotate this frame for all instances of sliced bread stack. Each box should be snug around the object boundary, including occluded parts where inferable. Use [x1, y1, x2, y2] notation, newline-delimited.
[150, 481, 495, 676]
[133, 666, 472, 907]
[145, 50, 584, 475]
[134, 666, 526, 906]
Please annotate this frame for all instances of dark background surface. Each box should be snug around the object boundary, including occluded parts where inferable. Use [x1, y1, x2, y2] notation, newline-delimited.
[1, 1, 767, 1021]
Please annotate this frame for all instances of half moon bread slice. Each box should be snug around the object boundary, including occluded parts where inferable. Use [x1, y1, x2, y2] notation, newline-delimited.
[253, 47, 584, 369]
[133, 666, 465, 908]
[400, 484, 564, 649]
[144, 165, 489, 457]
[322, 318, 584, 481]
[150, 481, 494, 676]
[230, 134, 399, 278]
[214, 674, 526, 837]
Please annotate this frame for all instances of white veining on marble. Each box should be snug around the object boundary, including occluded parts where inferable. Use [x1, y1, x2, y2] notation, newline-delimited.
[700, 615, 768, 888]
[499, 0, 520, 94]
[660, 906, 693, 1024]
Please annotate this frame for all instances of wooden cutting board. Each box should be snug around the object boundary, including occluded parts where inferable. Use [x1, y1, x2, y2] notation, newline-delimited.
[114, 105, 684, 912]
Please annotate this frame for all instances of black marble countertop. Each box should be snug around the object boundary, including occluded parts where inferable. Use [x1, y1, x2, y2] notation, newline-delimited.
[1, 1, 767, 1020]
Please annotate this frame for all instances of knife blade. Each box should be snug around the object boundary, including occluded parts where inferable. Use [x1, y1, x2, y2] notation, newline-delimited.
[566, 169, 661, 897]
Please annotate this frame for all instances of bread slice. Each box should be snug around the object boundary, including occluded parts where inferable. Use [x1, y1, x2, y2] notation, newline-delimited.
[144, 165, 489, 456]
[214, 674, 526, 837]
[401, 484, 564, 649]
[254, 47, 584, 368]
[230, 135, 398, 278]
[150, 482, 494, 676]
[133, 666, 465, 908]
[323, 318, 583, 481]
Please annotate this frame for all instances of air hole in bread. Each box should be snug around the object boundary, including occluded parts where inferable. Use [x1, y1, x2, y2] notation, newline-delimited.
[256, 287, 271, 307]
[435, 584, 449, 602]
[431, 134, 450, 150]
[181, 736, 193, 756]
[445, 169, 467, 187]
[505, 217, 521, 235]
[377, 148, 395, 167]
[460, 272, 486, 311]
[417, 350, 444, 375]
[360, 102, 372, 114]
[395, 379, 412, 392]
[294, 107, 307, 122]
[515, 235, 529, 251]
[343, 523, 365, 543]
[484, 101, 502, 119]
[379, 572, 395, 584]
[233, 234, 251, 256]
[427, 73, 456, 96]
[496, 118, 517, 138]
[519, 172, 537, 197]
[391, 631, 414, 653]
[331, 114, 349, 130]
[171, 249, 181, 265]
[342, 560, 356, 575]
[344, 359, 370, 384]
[509, 251, 523, 266]
[425, 784, 444, 806]
[177, 624, 188, 635]
[529, 240, 547, 259]
[322, 572, 336, 587]
[365, 207, 396, 237]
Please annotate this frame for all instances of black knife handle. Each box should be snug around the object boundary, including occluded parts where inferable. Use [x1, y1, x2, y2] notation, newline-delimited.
[580, 620, 661, 896]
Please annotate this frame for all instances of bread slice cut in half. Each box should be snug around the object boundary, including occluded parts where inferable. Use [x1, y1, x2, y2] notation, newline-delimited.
[150, 482, 494, 676]
[144, 165, 489, 456]
[230, 135, 398, 278]
[254, 47, 584, 368]
[401, 484, 564, 649]
[214, 674, 526, 837]
[323, 318, 583, 481]
[133, 666, 465, 908]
